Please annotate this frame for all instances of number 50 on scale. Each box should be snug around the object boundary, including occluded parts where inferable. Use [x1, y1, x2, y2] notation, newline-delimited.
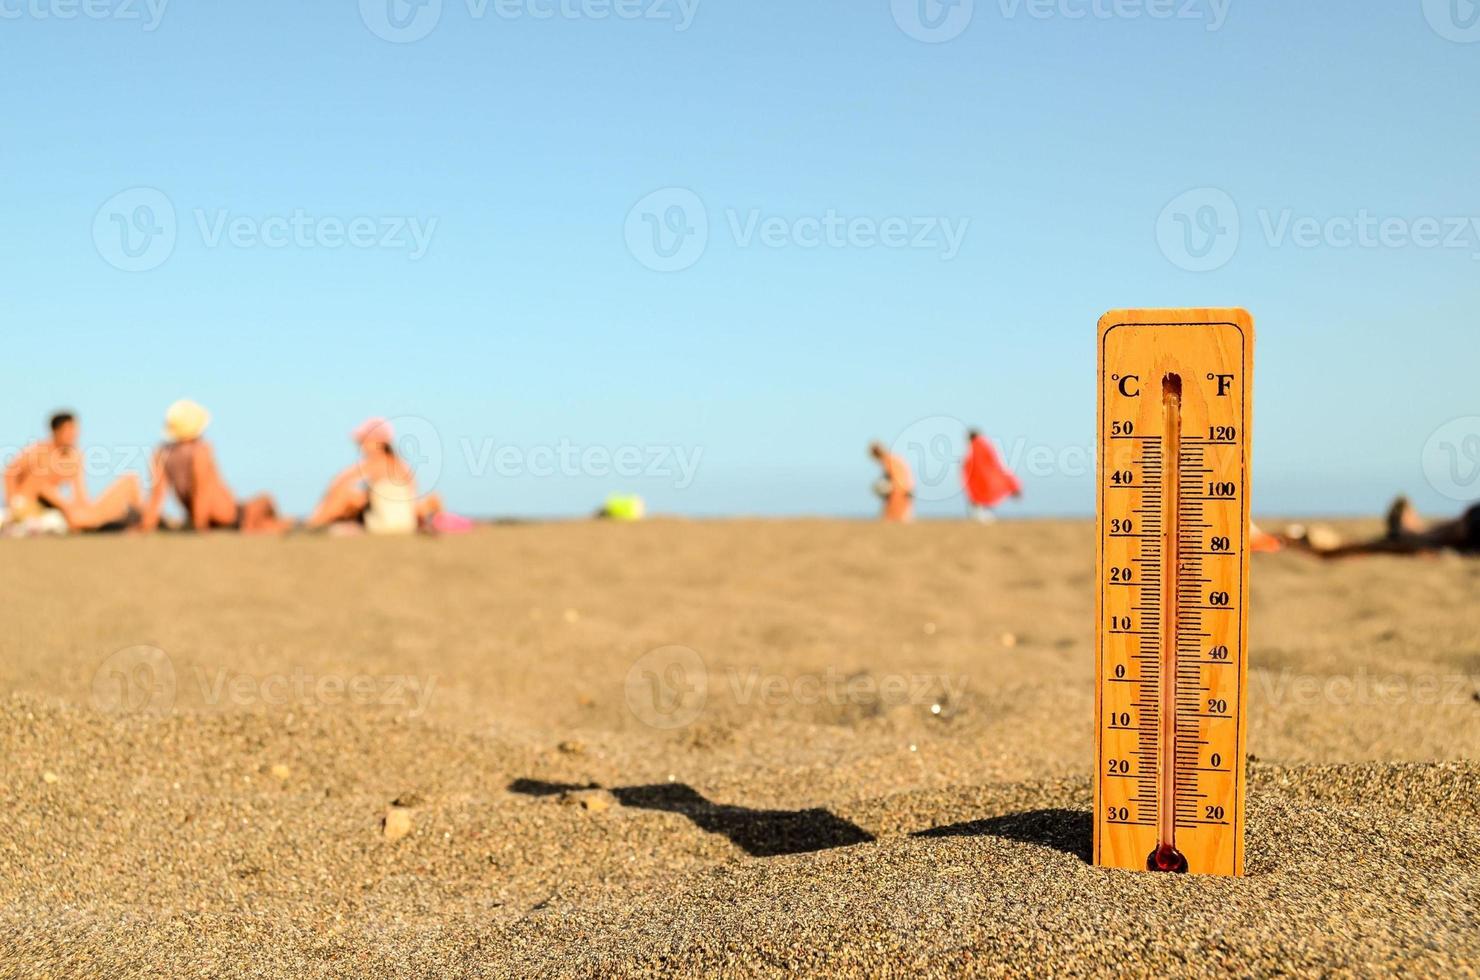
[1094, 309, 1254, 877]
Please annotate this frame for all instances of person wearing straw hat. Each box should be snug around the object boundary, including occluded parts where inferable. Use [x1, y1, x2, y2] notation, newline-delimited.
[2, 409, 143, 532]
[139, 399, 287, 533]
[304, 417, 444, 533]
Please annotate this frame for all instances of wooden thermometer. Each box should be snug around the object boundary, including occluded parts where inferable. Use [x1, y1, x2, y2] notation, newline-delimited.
[1094, 309, 1254, 877]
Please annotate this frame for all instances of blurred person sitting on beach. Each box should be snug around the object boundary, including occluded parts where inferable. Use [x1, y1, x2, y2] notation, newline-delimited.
[3, 410, 143, 531]
[1287, 495, 1480, 559]
[961, 428, 1021, 522]
[869, 441, 915, 523]
[305, 417, 444, 533]
[139, 399, 288, 534]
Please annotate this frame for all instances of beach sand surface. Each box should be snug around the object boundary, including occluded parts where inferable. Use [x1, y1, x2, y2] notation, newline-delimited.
[2, 520, 1477, 977]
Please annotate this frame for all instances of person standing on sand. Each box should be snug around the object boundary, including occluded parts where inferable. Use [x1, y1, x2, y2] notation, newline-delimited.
[869, 441, 915, 523]
[961, 428, 1021, 522]
[4, 411, 143, 531]
[305, 417, 444, 532]
[139, 400, 288, 533]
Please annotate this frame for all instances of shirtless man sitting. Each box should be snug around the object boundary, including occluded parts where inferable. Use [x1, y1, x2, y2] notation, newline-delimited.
[140, 399, 288, 534]
[3, 411, 142, 531]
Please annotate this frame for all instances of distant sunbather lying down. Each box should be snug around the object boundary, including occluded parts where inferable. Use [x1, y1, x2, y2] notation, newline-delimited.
[1288, 496, 1480, 559]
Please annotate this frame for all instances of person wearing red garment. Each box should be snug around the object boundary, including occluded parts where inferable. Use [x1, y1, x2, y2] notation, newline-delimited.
[961, 428, 1021, 522]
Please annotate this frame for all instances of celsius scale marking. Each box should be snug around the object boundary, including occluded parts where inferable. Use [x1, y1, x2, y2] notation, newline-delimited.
[1094, 309, 1254, 877]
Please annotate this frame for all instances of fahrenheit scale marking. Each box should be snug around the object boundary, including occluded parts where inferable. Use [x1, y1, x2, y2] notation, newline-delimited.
[1094, 309, 1254, 877]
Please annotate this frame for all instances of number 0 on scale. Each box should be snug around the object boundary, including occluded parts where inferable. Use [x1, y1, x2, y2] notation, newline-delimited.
[1094, 309, 1254, 877]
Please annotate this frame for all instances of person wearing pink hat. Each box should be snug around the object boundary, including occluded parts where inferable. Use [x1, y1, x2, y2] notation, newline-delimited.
[305, 417, 444, 531]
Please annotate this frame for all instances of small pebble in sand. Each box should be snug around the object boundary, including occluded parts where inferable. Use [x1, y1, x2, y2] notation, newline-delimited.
[382, 806, 414, 842]
[1000, 632, 1018, 648]
[930, 703, 942, 715]
[269, 764, 291, 781]
[42, 771, 59, 784]
[559, 789, 614, 813]
[557, 740, 586, 756]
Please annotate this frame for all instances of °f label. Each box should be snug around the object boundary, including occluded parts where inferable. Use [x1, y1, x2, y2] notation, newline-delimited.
[1094, 309, 1254, 877]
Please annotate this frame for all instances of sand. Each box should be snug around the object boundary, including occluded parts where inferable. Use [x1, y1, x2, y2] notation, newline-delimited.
[1, 520, 1477, 977]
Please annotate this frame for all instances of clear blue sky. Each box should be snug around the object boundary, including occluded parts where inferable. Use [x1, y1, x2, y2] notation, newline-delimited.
[3, 1, 1477, 518]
